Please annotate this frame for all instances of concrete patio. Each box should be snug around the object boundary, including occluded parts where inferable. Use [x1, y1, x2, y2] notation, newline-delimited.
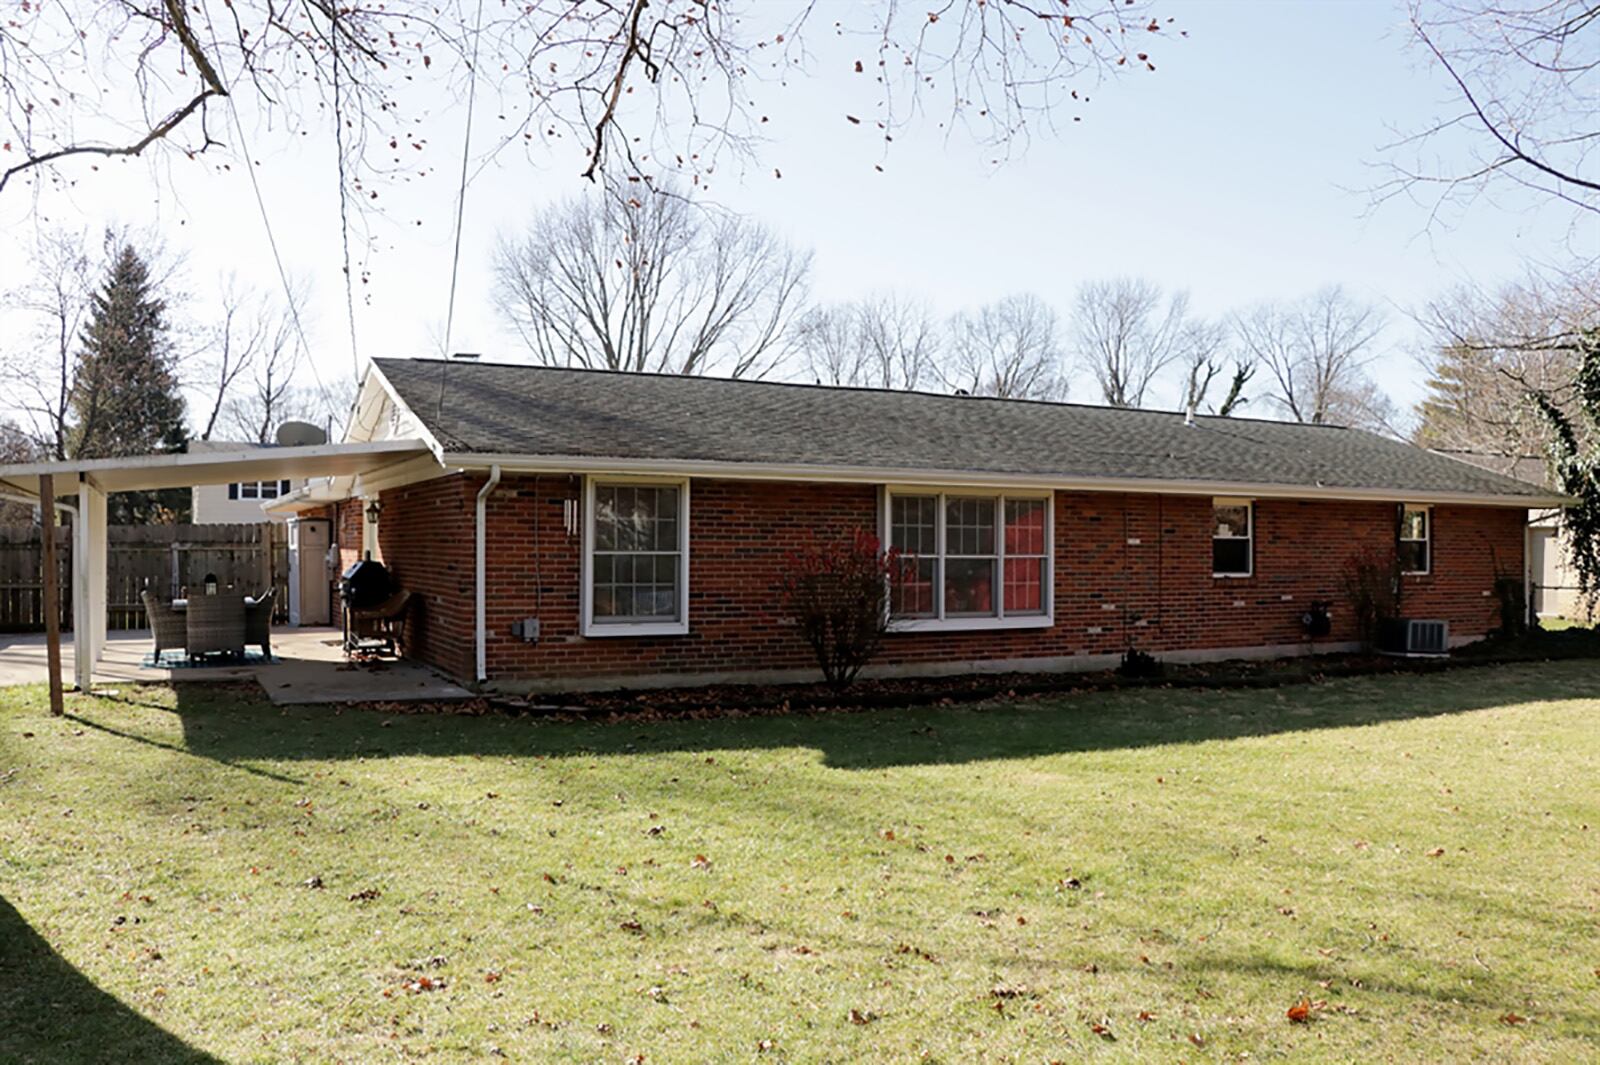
[0, 626, 473, 705]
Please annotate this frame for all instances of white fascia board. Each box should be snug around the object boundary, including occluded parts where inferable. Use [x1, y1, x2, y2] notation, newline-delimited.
[0, 439, 432, 496]
[357, 361, 449, 463]
[439, 452, 1572, 510]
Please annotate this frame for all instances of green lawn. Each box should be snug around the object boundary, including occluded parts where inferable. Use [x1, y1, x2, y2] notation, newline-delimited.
[2, 664, 1597, 1063]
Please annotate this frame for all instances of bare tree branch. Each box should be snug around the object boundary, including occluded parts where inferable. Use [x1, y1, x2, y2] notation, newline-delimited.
[1377, 1, 1600, 223]
[795, 294, 944, 391]
[941, 293, 1068, 399]
[493, 182, 811, 378]
[1232, 286, 1396, 432]
[1072, 278, 1201, 408]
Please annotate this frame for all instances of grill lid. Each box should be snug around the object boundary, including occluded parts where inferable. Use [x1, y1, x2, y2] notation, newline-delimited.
[340, 558, 392, 608]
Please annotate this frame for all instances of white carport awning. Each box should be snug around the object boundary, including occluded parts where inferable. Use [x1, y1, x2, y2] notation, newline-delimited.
[0, 437, 438, 693]
[0, 439, 435, 499]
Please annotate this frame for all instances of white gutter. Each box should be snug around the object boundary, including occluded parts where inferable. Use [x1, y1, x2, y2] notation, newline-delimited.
[439, 452, 1573, 510]
[474, 464, 502, 684]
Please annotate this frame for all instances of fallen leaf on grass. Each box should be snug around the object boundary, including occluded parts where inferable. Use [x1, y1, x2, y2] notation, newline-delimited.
[347, 888, 381, 902]
[894, 943, 939, 963]
[848, 1008, 876, 1025]
[1188, 1032, 1206, 1047]
[690, 854, 712, 870]
[1089, 1019, 1115, 1040]
[1500, 1012, 1529, 1026]
[400, 975, 446, 994]
[619, 919, 643, 934]
[1286, 998, 1312, 1023]
[1427, 847, 1446, 858]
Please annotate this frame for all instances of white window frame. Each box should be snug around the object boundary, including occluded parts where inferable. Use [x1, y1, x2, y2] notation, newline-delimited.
[1212, 496, 1254, 579]
[1399, 503, 1431, 576]
[880, 486, 1054, 633]
[231, 479, 290, 501]
[580, 475, 691, 637]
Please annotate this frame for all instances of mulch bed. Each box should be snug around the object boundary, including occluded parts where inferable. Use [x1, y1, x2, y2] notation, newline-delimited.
[350, 627, 1600, 723]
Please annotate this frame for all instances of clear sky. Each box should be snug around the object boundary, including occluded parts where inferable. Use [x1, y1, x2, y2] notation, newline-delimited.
[0, 0, 1586, 437]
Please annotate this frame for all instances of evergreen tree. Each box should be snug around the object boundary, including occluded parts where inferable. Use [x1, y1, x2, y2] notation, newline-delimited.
[68, 241, 191, 523]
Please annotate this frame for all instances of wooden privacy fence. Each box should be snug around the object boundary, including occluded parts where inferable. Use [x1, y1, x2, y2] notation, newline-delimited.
[0, 526, 72, 633]
[0, 523, 289, 632]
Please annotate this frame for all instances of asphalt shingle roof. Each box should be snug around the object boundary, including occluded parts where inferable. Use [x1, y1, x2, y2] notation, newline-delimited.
[374, 357, 1554, 502]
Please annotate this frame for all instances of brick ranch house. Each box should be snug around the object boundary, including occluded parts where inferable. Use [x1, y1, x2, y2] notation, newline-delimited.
[272, 357, 1565, 692]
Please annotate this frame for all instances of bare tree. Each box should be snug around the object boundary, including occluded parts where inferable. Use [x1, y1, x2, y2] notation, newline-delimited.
[796, 294, 944, 391]
[1, 229, 97, 459]
[1171, 319, 1236, 412]
[1073, 278, 1209, 408]
[941, 294, 1068, 399]
[1213, 361, 1257, 417]
[220, 309, 330, 443]
[1380, 1, 1599, 222]
[191, 278, 293, 441]
[0, 2, 1178, 205]
[1414, 267, 1600, 454]
[1233, 287, 1395, 431]
[494, 185, 810, 378]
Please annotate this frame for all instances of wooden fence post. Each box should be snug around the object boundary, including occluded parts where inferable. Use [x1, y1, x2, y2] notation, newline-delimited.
[39, 474, 64, 716]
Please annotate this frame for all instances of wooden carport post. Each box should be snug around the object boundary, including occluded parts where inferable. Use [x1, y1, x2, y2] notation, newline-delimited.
[38, 473, 64, 716]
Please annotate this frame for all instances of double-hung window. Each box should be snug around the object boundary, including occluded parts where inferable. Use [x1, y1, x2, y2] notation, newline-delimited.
[230, 479, 291, 501]
[1398, 504, 1430, 575]
[583, 478, 690, 636]
[1212, 498, 1253, 577]
[884, 489, 1052, 631]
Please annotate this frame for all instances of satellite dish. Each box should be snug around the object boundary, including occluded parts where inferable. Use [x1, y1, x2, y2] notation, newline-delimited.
[275, 420, 327, 448]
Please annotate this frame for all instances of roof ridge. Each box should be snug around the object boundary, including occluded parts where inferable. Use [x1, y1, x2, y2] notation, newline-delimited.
[373, 356, 1356, 431]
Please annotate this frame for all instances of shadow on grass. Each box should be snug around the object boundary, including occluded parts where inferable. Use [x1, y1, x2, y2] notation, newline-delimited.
[0, 894, 220, 1064]
[129, 659, 1598, 772]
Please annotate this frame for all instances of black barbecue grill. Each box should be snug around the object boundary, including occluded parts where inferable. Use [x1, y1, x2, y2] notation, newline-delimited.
[340, 557, 393, 652]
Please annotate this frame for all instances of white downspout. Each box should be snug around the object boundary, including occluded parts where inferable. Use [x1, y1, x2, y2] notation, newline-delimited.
[475, 465, 502, 685]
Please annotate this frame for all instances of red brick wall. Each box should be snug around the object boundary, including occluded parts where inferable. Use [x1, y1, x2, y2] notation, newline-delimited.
[373, 477, 477, 680]
[333, 500, 366, 571]
[375, 473, 1526, 685]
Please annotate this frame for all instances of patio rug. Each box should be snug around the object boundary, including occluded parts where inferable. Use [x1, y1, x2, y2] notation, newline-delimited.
[143, 650, 273, 669]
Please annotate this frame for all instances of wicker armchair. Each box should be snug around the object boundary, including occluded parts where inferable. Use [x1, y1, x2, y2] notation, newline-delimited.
[245, 589, 275, 659]
[141, 591, 186, 663]
[186, 594, 247, 659]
